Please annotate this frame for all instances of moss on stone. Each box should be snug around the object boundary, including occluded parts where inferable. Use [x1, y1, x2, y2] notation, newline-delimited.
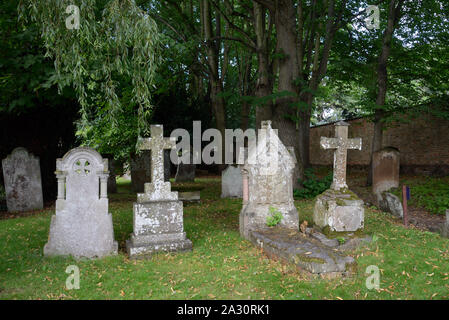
[293, 254, 326, 265]
[320, 225, 366, 239]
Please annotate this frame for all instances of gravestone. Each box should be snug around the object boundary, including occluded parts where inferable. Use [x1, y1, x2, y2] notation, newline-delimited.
[440, 210, 449, 238]
[175, 150, 196, 182]
[313, 121, 365, 232]
[104, 155, 117, 194]
[240, 121, 299, 240]
[242, 122, 358, 276]
[126, 125, 192, 258]
[2, 147, 43, 213]
[44, 147, 118, 258]
[372, 147, 400, 195]
[130, 151, 151, 193]
[221, 165, 243, 198]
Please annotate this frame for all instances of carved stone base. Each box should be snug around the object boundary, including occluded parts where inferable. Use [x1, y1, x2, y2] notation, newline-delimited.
[126, 200, 192, 258]
[313, 189, 364, 232]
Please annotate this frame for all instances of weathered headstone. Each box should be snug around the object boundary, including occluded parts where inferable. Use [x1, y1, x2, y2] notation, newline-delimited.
[126, 125, 192, 258]
[221, 165, 243, 198]
[372, 147, 400, 195]
[104, 155, 117, 194]
[240, 121, 299, 239]
[175, 150, 196, 182]
[376, 192, 403, 218]
[313, 121, 365, 232]
[2, 147, 43, 213]
[44, 147, 118, 258]
[130, 150, 151, 193]
[440, 210, 449, 238]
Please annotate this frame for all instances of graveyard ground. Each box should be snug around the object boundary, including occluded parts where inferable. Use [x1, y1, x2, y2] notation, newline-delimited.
[0, 177, 448, 300]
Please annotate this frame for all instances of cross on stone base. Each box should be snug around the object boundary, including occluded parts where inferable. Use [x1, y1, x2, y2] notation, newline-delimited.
[320, 121, 362, 190]
[136, 125, 177, 201]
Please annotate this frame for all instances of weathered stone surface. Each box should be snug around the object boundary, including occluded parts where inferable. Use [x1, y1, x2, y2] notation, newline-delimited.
[44, 147, 118, 259]
[127, 125, 192, 258]
[2, 147, 43, 213]
[175, 161, 196, 182]
[240, 121, 298, 240]
[320, 121, 362, 191]
[178, 191, 201, 202]
[221, 165, 243, 198]
[313, 189, 365, 232]
[130, 151, 151, 193]
[249, 228, 356, 275]
[376, 192, 403, 218]
[372, 147, 400, 195]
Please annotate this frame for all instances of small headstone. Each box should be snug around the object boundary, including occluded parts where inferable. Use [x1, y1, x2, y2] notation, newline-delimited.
[313, 121, 365, 232]
[178, 191, 201, 202]
[2, 147, 43, 213]
[240, 121, 299, 239]
[221, 165, 243, 198]
[372, 147, 400, 195]
[130, 151, 151, 193]
[440, 210, 449, 238]
[175, 151, 196, 182]
[44, 147, 118, 258]
[126, 125, 192, 258]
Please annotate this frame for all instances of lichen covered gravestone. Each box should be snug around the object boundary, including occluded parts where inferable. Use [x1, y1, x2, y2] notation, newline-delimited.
[221, 165, 243, 198]
[313, 121, 365, 233]
[2, 147, 43, 213]
[126, 125, 192, 258]
[44, 147, 118, 258]
[240, 121, 298, 239]
[372, 147, 400, 195]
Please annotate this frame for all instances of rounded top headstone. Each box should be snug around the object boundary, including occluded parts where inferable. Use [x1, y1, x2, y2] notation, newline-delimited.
[335, 121, 350, 127]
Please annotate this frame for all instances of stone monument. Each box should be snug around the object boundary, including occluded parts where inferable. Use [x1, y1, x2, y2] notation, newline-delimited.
[44, 147, 118, 258]
[372, 147, 400, 195]
[2, 147, 43, 213]
[313, 121, 365, 233]
[221, 165, 243, 198]
[175, 152, 196, 183]
[239, 121, 298, 240]
[126, 125, 192, 258]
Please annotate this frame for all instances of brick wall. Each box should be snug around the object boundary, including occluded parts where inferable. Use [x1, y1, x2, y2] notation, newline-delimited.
[309, 114, 449, 174]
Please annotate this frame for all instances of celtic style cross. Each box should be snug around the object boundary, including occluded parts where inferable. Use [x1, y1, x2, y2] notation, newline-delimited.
[320, 121, 362, 190]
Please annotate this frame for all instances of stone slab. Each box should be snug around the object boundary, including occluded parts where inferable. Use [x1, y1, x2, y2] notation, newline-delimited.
[221, 165, 243, 198]
[178, 191, 201, 202]
[372, 147, 400, 195]
[249, 228, 356, 276]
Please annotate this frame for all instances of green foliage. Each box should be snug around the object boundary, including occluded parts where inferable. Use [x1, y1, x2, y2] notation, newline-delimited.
[294, 168, 332, 199]
[266, 207, 283, 227]
[19, 0, 161, 135]
[391, 177, 449, 215]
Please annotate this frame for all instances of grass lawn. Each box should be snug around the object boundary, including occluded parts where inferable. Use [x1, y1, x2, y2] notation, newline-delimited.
[0, 177, 448, 300]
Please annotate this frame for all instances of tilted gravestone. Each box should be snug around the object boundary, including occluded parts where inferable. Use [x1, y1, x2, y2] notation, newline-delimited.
[44, 147, 118, 258]
[2, 147, 43, 213]
[240, 121, 298, 240]
[126, 125, 192, 258]
[372, 147, 400, 195]
[221, 165, 243, 198]
[313, 121, 365, 232]
[130, 150, 151, 193]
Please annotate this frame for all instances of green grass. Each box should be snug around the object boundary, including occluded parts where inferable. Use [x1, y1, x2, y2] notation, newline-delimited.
[0, 178, 448, 300]
[390, 176, 449, 215]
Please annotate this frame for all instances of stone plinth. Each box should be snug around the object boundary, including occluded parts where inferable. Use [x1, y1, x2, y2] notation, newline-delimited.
[44, 147, 117, 259]
[313, 189, 364, 232]
[372, 147, 400, 195]
[126, 201, 192, 257]
[2, 147, 43, 213]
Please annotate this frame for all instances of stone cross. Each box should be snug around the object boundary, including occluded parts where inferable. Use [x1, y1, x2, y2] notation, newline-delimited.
[320, 121, 362, 190]
[137, 125, 177, 201]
